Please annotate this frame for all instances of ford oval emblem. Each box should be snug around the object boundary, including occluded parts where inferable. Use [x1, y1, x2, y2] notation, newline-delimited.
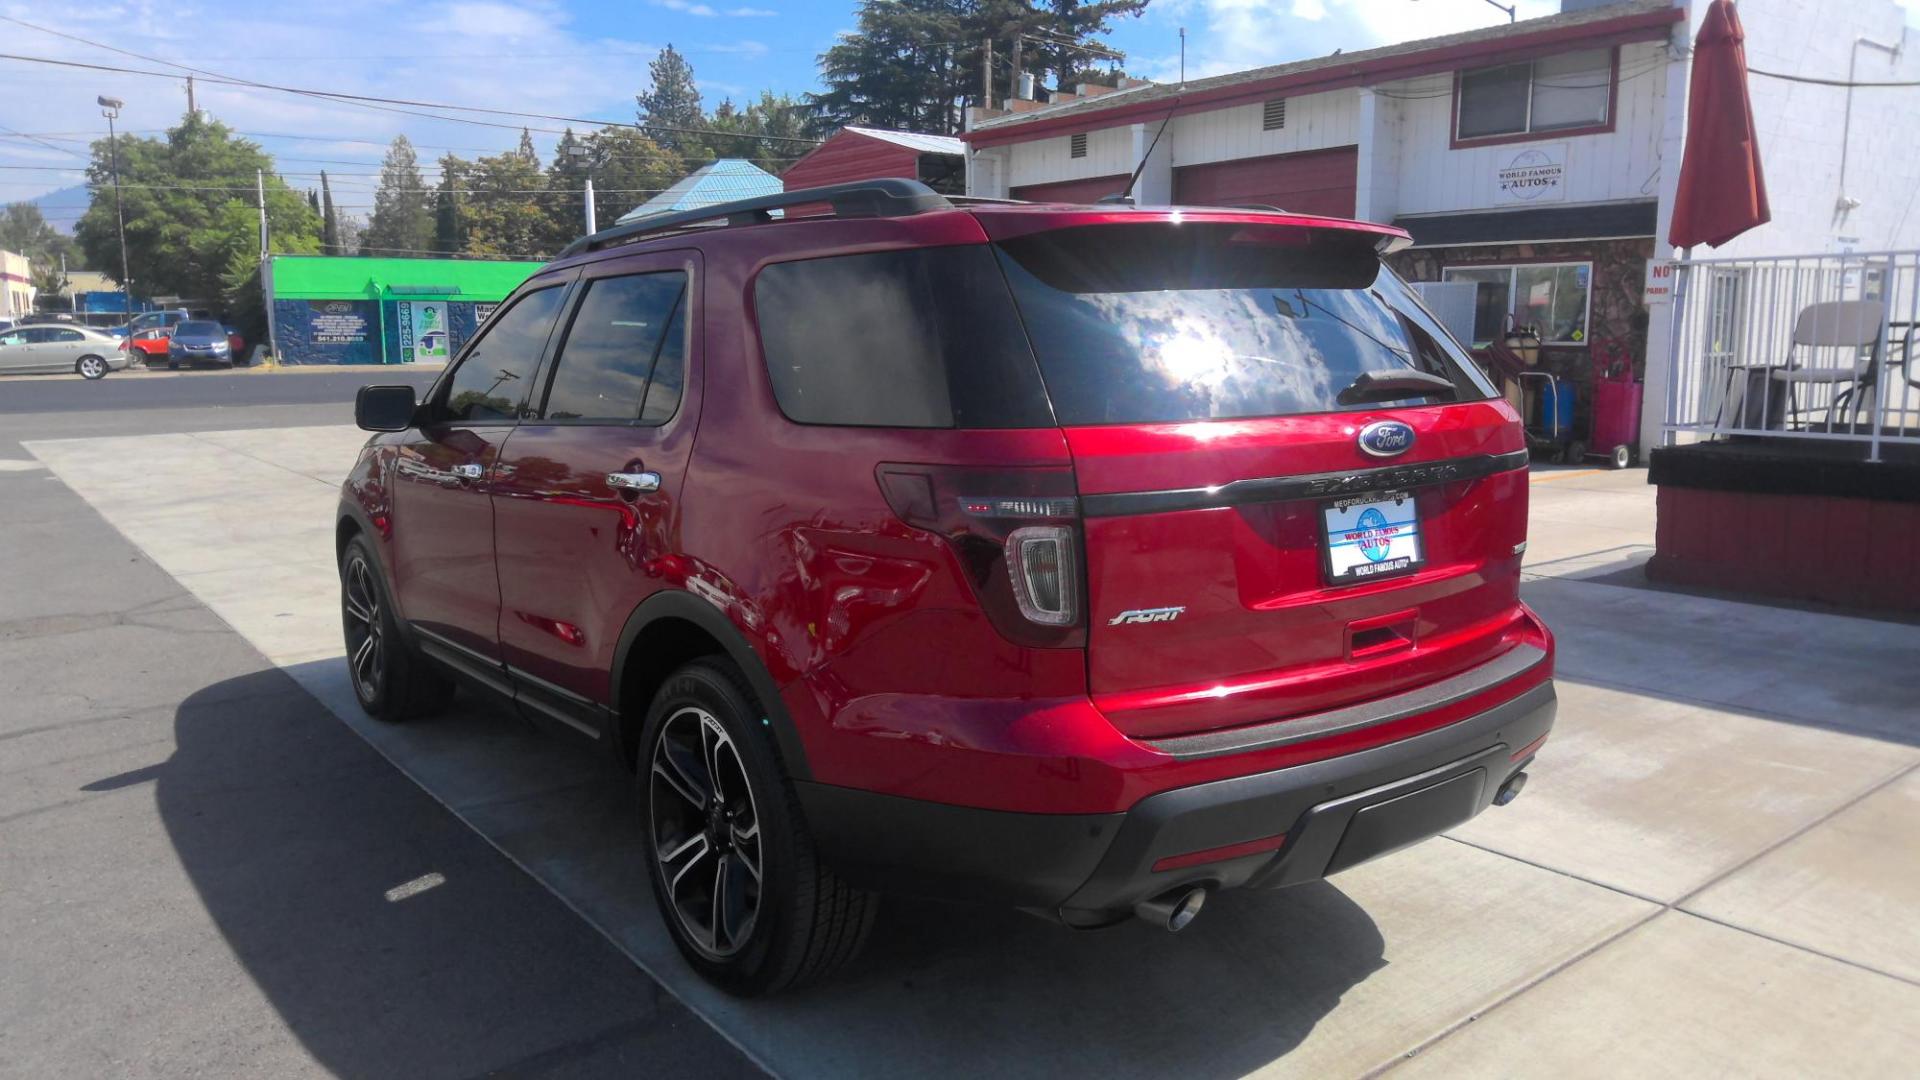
[1357, 420, 1416, 458]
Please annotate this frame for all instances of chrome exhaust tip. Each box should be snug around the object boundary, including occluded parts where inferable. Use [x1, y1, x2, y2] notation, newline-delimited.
[1494, 771, 1529, 807]
[1135, 886, 1207, 932]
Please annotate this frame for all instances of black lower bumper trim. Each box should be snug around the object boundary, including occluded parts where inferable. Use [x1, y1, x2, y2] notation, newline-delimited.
[799, 678, 1555, 912]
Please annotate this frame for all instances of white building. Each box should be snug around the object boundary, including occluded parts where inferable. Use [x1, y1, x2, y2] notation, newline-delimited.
[964, 0, 1920, 453]
[1, 249, 32, 322]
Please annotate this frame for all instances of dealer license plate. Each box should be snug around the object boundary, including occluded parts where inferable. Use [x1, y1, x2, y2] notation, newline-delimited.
[1322, 491, 1424, 584]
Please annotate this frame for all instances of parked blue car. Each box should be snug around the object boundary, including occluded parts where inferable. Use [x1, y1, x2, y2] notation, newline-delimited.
[166, 320, 235, 369]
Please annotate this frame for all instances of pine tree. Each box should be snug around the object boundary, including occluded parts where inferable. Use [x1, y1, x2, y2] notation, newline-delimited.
[636, 44, 707, 156]
[807, 0, 1145, 135]
[517, 127, 538, 163]
[320, 171, 341, 255]
[543, 128, 591, 250]
[360, 135, 433, 257]
[432, 154, 470, 255]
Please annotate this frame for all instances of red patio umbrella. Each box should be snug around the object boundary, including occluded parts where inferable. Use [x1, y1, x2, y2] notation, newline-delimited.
[1668, 0, 1771, 249]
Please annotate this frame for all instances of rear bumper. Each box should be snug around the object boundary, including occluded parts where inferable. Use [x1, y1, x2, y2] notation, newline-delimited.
[797, 678, 1554, 917]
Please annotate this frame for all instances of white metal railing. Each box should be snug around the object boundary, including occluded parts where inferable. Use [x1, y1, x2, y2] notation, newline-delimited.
[1663, 249, 1920, 462]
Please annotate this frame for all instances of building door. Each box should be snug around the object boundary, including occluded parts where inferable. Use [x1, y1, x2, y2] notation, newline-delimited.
[1010, 173, 1133, 204]
[489, 251, 700, 724]
[388, 280, 572, 659]
[1172, 146, 1359, 217]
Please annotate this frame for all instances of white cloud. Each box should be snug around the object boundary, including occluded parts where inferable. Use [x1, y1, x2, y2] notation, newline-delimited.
[652, 0, 775, 16]
[705, 41, 771, 58]
[0, 0, 664, 203]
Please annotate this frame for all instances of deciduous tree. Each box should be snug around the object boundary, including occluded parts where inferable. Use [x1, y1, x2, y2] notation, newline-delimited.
[72, 112, 319, 301]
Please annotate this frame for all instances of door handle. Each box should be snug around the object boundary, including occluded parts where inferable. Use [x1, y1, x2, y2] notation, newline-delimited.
[606, 471, 661, 493]
[453, 463, 486, 480]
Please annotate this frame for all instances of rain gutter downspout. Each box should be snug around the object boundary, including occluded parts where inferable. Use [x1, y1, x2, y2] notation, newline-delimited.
[1838, 35, 1903, 214]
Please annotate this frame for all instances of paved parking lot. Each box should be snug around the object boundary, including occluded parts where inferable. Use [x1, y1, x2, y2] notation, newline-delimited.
[6, 398, 1918, 1076]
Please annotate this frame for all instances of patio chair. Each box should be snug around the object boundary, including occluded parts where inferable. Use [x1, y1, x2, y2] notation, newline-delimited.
[1770, 299, 1885, 432]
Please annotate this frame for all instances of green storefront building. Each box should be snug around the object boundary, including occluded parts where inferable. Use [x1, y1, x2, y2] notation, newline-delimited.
[263, 255, 544, 365]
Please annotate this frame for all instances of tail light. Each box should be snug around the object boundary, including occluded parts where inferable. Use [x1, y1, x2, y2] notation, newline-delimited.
[876, 463, 1084, 648]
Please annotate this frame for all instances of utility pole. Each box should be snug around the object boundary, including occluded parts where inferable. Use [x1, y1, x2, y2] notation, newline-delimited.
[257, 169, 268, 261]
[1010, 36, 1024, 101]
[185, 75, 196, 115]
[982, 37, 993, 110]
[1179, 27, 1187, 85]
[97, 96, 131, 315]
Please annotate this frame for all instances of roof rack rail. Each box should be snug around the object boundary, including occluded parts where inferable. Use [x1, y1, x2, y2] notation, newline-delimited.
[557, 177, 952, 258]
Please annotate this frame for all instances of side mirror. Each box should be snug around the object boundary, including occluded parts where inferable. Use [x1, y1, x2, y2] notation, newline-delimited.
[355, 384, 419, 432]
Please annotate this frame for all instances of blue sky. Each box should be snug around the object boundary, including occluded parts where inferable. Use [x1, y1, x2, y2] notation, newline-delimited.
[3, 0, 1917, 224]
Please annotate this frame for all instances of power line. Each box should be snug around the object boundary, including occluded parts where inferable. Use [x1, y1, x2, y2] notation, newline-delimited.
[0, 17, 823, 146]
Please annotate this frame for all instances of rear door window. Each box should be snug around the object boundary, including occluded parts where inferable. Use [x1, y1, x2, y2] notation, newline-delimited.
[441, 285, 568, 422]
[754, 246, 1052, 428]
[995, 223, 1494, 426]
[539, 271, 687, 422]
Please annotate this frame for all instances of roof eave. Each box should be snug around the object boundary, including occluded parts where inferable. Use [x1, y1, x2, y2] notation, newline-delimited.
[963, 5, 1682, 148]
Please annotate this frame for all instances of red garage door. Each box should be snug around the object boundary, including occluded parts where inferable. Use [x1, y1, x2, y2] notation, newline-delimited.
[1173, 146, 1359, 218]
[1011, 173, 1132, 204]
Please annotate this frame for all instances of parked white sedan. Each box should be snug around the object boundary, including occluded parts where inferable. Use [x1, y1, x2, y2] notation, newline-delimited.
[0, 325, 132, 379]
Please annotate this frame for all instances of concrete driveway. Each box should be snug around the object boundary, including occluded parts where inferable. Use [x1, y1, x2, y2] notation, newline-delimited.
[18, 427, 1920, 1077]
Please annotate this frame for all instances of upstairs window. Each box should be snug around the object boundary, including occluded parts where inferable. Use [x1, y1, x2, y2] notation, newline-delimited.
[1455, 47, 1612, 142]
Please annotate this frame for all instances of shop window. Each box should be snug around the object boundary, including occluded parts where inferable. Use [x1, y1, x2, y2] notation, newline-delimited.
[1440, 261, 1592, 346]
[1455, 48, 1612, 142]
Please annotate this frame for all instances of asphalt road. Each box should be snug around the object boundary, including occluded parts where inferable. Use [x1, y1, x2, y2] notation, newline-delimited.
[0, 386, 764, 1078]
[0, 365, 441, 415]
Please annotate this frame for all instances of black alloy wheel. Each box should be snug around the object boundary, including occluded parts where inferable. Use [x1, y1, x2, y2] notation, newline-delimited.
[650, 704, 764, 960]
[639, 659, 876, 995]
[338, 536, 452, 721]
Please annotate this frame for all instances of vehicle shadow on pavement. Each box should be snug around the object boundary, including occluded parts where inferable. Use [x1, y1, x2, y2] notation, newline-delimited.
[99, 669, 759, 1080]
[238, 662, 1391, 1078]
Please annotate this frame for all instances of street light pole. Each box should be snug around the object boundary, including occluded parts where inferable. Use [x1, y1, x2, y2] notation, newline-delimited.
[567, 142, 595, 235]
[97, 95, 131, 317]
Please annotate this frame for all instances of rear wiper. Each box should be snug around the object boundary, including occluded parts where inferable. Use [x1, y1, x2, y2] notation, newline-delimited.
[1337, 369, 1457, 406]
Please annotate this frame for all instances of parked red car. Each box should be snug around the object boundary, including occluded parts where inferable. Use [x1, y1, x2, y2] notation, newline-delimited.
[339, 179, 1553, 995]
[127, 327, 171, 364]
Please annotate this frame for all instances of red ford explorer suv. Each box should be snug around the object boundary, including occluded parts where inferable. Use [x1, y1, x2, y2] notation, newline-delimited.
[339, 179, 1553, 995]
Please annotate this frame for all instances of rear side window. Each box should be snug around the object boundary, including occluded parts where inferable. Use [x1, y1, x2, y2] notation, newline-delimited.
[995, 223, 1495, 426]
[443, 285, 567, 422]
[754, 246, 1052, 428]
[540, 271, 687, 422]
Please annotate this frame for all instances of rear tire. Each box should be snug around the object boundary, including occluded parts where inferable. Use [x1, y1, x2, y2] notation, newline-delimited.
[76, 355, 108, 380]
[1610, 445, 1632, 470]
[339, 535, 453, 722]
[640, 658, 876, 996]
[166, 359, 179, 371]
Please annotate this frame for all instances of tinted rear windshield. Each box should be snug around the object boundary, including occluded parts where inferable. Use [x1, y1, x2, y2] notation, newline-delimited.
[750, 224, 1491, 430]
[994, 223, 1494, 426]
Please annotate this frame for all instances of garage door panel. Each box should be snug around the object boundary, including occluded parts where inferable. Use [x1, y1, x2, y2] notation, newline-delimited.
[1010, 173, 1132, 204]
[1174, 147, 1358, 218]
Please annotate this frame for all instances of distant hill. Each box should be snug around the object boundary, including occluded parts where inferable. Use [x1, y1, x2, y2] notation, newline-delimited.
[27, 184, 89, 235]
